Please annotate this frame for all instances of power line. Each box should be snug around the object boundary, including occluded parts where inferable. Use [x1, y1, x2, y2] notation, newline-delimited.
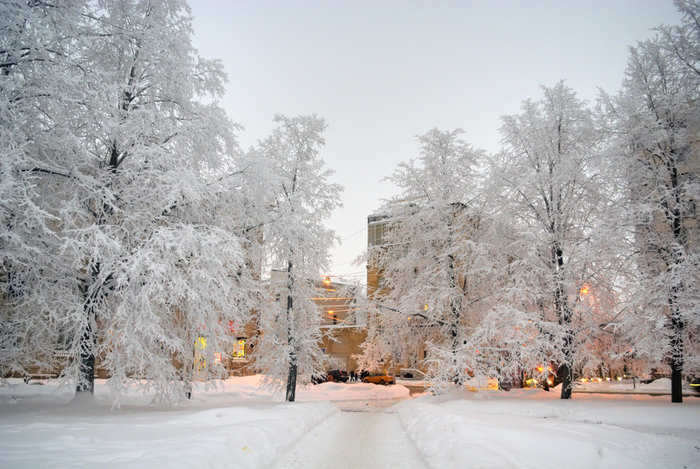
[341, 227, 366, 241]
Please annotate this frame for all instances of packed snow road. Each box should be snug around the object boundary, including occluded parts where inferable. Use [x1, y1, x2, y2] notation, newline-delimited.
[271, 401, 427, 469]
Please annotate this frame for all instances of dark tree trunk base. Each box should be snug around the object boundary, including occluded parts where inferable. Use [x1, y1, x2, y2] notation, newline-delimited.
[286, 362, 298, 402]
[559, 363, 573, 399]
[671, 361, 683, 404]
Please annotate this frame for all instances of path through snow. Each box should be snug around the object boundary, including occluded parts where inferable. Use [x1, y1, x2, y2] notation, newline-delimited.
[271, 400, 427, 469]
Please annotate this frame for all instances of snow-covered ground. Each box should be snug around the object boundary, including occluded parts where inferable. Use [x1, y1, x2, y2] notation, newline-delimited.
[1, 376, 698, 468]
[573, 376, 698, 395]
[398, 385, 700, 468]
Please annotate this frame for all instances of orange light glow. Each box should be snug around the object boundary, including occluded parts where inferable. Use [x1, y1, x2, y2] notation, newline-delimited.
[323, 276, 332, 285]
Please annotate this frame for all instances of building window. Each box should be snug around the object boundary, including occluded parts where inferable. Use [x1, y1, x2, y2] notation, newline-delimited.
[367, 215, 387, 247]
[232, 338, 246, 359]
[196, 337, 208, 371]
[368, 223, 385, 247]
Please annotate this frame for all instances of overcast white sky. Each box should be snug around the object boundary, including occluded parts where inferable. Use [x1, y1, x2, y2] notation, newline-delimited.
[188, 0, 682, 283]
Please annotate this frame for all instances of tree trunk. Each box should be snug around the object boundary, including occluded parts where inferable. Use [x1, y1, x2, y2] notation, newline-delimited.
[76, 276, 98, 397]
[668, 159, 685, 404]
[180, 339, 194, 400]
[286, 359, 298, 402]
[553, 244, 573, 400]
[559, 361, 573, 399]
[76, 318, 96, 395]
[559, 323, 574, 399]
[670, 311, 684, 403]
[670, 355, 683, 404]
[447, 247, 461, 386]
[450, 324, 461, 385]
[285, 260, 298, 402]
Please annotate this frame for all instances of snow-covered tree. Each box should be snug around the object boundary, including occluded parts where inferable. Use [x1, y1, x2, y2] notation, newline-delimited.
[359, 129, 503, 388]
[1, 0, 85, 392]
[0, 0, 262, 405]
[248, 115, 342, 402]
[611, 4, 700, 403]
[487, 82, 612, 399]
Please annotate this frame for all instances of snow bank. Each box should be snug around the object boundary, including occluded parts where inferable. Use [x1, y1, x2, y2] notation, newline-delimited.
[181, 375, 409, 404]
[396, 388, 700, 469]
[0, 377, 363, 469]
[573, 377, 697, 394]
[296, 380, 410, 401]
[1, 401, 336, 468]
[0, 376, 409, 469]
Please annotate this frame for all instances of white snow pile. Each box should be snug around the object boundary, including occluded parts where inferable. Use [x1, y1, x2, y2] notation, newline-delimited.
[0, 376, 403, 469]
[396, 386, 700, 469]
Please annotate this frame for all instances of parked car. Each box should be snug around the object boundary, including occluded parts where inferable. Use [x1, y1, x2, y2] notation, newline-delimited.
[327, 370, 349, 383]
[399, 368, 427, 381]
[310, 372, 329, 385]
[524, 364, 561, 389]
[689, 375, 700, 394]
[498, 374, 522, 391]
[363, 372, 394, 385]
